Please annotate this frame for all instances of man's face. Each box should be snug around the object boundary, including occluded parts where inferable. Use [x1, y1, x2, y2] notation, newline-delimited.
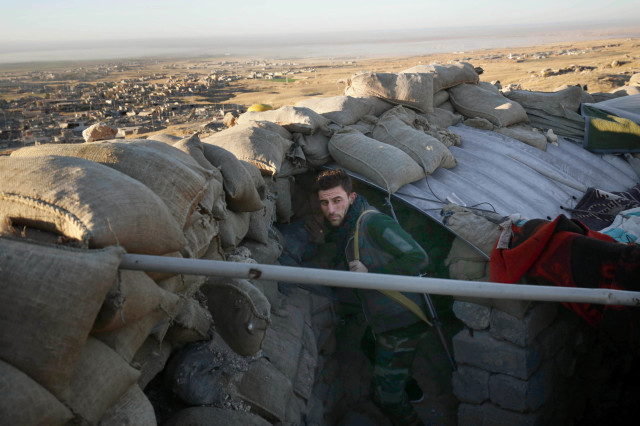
[318, 185, 357, 227]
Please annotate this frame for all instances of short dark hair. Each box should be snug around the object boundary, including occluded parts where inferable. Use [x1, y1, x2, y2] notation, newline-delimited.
[316, 169, 353, 194]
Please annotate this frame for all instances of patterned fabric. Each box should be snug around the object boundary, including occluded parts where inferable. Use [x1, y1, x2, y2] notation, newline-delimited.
[372, 323, 429, 425]
[570, 184, 640, 231]
[490, 215, 640, 325]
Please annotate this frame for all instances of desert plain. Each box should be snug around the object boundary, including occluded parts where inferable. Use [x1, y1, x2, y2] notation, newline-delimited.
[1, 36, 638, 141]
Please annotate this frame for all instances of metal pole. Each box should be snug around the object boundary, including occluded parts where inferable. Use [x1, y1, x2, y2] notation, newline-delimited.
[120, 254, 640, 307]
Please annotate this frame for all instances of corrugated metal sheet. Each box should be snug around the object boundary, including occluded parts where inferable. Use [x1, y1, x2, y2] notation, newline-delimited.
[330, 123, 639, 252]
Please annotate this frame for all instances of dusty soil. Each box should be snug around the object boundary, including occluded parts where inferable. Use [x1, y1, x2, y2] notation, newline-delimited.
[219, 37, 640, 109]
[137, 37, 639, 139]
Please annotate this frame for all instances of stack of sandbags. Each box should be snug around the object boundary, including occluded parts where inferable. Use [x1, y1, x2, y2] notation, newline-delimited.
[402, 61, 479, 93]
[441, 204, 502, 282]
[295, 95, 382, 127]
[236, 105, 332, 137]
[503, 85, 586, 139]
[401, 62, 475, 127]
[0, 238, 125, 425]
[344, 71, 434, 113]
[372, 105, 457, 174]
[1, 137, 224, 424]
[329, 127, 426, 193]
[448, 82, 528, 128]
[0, 121, 331, 425]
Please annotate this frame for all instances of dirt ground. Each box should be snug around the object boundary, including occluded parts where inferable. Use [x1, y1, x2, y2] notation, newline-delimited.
[219, 37, 640, 109]
[134, 36, 639, 139]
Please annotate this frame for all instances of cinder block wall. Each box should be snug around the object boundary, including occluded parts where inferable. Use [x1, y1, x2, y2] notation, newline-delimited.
[451, 299, 592, 425]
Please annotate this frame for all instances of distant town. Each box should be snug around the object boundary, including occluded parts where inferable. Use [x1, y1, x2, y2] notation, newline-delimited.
[0, 58, 319, 150]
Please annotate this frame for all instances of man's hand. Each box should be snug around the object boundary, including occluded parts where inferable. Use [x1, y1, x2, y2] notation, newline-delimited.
[349, 260, 368, 273]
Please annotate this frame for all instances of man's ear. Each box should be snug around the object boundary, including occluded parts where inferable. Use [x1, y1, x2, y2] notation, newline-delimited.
[349, 192, 357, 205]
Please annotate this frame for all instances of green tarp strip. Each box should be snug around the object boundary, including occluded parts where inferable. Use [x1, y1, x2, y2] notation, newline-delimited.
[582, 104, 640, 153]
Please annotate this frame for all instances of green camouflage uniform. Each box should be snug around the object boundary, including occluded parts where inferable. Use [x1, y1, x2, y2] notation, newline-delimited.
[322, 195, 429, 425]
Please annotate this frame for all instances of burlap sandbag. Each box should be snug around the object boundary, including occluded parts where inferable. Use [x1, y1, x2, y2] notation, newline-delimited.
[237, 106, 332, 136]
[441, 204, 501, 256]
[0, 359, 73, 426]
[445, 237, 490, 281]
[329, 128, 425, 193]
[202, 124, 293, 176]
[0, 156, 185, 254]
[449, 83, 528, 127]
[241, 237, 283, 265]
[348, 120, 376, 136]
[172, 135, 227, 220]
[95, 305, 179, 362]
[0, 238, 123, 399]
[438, 100, 456, 112]
[251, 120, 294, 140]
[201, 234, 226, 261]
[433, 89, 450, 106]
[99, 384, 156, 426]
[260, 306, 305, 383]
[199, 143, 264, 212]
[495, 125, 548, 150]
[270, 176, 294, 223]
[295, 95, 376, 126]
[236, 358, 293, 423]
[12, 139, 213, 229]
[219, 210, 251, 249]
[165, 406, 271, 426]
[345, 72, 434, 113]
[292, 132, 331, 167]
[156, 274, 207, 298]
[503, 85, 584, 113]
[181, 211, 219, 259]
[246, 195, 276, 245]
[202, 278, 271, 356]
[133, 338, 172, 390]
[402, 62, 479, 92]
[147, 133, 182, 144]
[373, 107, 456, 174]
[164, 298, 212, 344]
[278, 156, 311, 178]
[197, 176, 226, 221]
[60, 337, 140, 424]
[92, 270, 177, 333]
[420, 107, 463, 129]
[242, 160, 267, 200]
[171, 133, 217, 171]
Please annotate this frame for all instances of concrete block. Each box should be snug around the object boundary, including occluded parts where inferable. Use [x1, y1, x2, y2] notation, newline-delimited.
[458, 296, 532, 320]
[452, 365, 490, 403]
[483, 402, 550, 426]
[490, 303, 558, 347]
[489, 299, 532, 320]
[457, 402, 486, 425]
[453, 300, 490, 330]
[453, 329, 542, 380]
[489, 362, 553, 412]
[535, 310, 576, 360]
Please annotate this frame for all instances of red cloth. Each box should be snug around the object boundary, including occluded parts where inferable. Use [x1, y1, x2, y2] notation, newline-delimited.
[490, 215, 639, 326]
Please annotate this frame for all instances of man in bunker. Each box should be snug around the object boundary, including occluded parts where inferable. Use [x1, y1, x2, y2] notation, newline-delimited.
[315, 168, 429, 425]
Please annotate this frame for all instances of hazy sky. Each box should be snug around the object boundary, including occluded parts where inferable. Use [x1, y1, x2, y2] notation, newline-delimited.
[2, 0, 638, 44]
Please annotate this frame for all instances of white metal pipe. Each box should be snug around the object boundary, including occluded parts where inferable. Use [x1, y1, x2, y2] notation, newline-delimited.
[120, 254, 640, 307]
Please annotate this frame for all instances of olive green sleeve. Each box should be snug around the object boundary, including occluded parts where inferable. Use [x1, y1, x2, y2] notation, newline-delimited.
[366, 213, 428, 276]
